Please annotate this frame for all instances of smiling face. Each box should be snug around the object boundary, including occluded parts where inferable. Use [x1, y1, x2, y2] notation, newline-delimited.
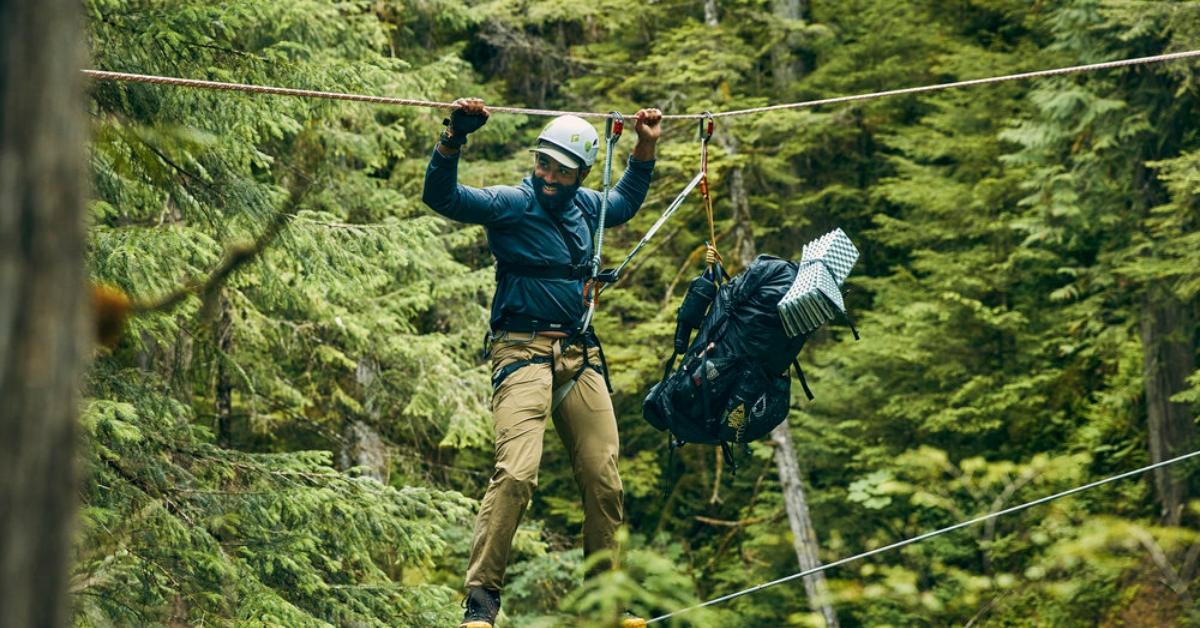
[533, 153, 587, 195]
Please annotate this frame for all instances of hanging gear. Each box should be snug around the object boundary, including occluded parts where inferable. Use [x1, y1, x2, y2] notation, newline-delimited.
[642, 230, 860, 465]
[600, 113, 719, 294]
[695, 113, 724, 274]
[777, 228, 861, 339]
[531, 114, 601, 168]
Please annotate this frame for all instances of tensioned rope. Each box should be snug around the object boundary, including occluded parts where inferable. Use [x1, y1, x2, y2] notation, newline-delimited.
[82, 49, 1200, 120]
[646, 448, 1200, 624]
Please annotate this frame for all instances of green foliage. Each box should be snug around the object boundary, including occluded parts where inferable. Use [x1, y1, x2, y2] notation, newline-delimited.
[78, 371, 473, 625]
[79, 0, 1200, 625]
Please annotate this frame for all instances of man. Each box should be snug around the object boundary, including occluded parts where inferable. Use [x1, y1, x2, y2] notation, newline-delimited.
[422, 99, 662, 628]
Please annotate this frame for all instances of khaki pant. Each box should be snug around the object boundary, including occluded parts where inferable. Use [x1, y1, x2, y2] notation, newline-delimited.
[464, 333, 624, 591]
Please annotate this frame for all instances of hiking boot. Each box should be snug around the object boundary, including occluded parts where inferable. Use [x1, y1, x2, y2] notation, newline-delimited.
[459, 587, 500, 628]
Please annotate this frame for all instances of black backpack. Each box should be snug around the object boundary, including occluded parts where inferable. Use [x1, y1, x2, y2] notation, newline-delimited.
[642, 251, 858, 459]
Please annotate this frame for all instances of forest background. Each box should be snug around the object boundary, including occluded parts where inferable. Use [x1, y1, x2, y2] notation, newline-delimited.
[68, 0, 1200, 625]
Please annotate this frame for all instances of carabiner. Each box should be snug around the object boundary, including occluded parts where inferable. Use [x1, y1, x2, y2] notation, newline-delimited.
[698, 112, 715, 174]
[698, 111, 715, 142]
[606, 111, 624, 141]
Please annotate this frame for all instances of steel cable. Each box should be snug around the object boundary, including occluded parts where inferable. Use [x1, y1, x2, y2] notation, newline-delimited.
[647, 448, 1200, 623]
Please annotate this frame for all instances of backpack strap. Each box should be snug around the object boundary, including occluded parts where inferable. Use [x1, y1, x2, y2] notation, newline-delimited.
[664, 434, 684, 493]
[792, 357, 814, 401]
[843, 310, 860, 340]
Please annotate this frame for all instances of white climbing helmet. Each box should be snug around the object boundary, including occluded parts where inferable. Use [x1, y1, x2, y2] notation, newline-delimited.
[530, 115, 600, 168]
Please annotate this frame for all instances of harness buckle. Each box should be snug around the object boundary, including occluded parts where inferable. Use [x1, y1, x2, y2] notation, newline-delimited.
[594, 268, 620, 284]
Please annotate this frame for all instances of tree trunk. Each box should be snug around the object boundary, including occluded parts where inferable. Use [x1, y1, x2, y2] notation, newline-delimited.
[705, 3, 836, 622]
[215, 291, 234, 447]
[339, 358, 389, 483]
[718, 128, 839, 627]
[770, 0, 807, 89]
[704, 0, 719, 27]
[718, 132, 757, 273]
[340, 421, 389, 483]
[0, 0, 87, 625]
[772, 422, 839, 628]
[1141, 287, 1197, 526]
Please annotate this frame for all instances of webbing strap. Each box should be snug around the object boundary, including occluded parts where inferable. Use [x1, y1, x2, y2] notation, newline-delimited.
[496, 260, 590, 280]
[697, 113, 724, 274]
[490, 355, 553, 390]
[792, 358, 814, 401]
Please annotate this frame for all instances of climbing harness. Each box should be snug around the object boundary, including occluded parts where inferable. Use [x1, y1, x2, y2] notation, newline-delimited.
[647, 447, 1200, 623]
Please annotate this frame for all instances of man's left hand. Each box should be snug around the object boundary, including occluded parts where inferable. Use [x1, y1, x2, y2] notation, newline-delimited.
[632, 108, 663, 161]
[634, 108, 663, 143]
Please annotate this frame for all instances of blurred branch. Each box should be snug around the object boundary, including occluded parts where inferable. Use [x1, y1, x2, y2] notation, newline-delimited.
[131, 185, 308, 317]
[694, 513, 777, 527]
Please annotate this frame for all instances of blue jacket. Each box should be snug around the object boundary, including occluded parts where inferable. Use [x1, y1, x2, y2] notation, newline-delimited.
[422, 148, 655, 331]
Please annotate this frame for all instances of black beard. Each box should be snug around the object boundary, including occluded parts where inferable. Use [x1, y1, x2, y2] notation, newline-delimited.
[532, 175, 580, 213]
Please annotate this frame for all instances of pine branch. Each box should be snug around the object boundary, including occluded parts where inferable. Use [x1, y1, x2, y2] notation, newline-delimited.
[131, 185, 308, 317]
[137, 136, 215, 190]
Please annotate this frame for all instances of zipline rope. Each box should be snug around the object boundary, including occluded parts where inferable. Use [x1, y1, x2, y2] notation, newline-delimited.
[706, 48, 1200, 118]
[80, 69, 606, 118]
[646, 448, 1200, 624]
[82, 48, 1200, 120]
